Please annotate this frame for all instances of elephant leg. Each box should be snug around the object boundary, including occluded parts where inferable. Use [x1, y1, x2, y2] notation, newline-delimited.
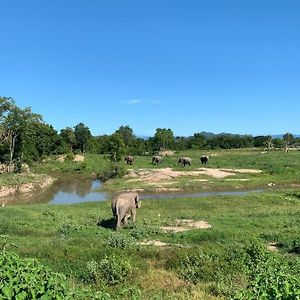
[116, 215, 122, 230]
[131, 209, 136, 223]
[123, 214, 129, 226]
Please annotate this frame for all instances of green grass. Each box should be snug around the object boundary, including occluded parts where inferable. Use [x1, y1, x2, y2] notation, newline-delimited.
[1, 149, 300, 298]
[1, 189, 299, 299]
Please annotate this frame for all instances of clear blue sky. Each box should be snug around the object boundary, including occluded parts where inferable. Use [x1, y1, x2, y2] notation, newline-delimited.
[1, 0, 299, 137]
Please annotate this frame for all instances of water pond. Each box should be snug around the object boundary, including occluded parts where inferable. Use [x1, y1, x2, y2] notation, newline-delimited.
[3, 177, 263, 206]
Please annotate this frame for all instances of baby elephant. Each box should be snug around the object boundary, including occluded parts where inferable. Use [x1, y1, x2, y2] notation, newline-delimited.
[200, 155, 209, 165]
[124, 155, 134, 165]
[152, 155, 163, 165]
[111, 192, 141, 230]
[178, 157, 192, 167]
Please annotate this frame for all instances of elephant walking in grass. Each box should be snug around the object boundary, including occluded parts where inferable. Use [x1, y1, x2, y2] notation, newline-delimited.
[200, 155, 209, 165]
[178, 157, 192, 167]
[111, 192, 141, 230]
[152, 155, 163, 165]
[124, 155, 134, 165]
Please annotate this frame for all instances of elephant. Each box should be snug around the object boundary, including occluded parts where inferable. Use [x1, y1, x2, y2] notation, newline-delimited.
[152, 155, 163, 165]
[200, 155, 209, 165]
[178, 157, 192, 166]
[111, 192, 141, 230]
[124, 155, 134, 165]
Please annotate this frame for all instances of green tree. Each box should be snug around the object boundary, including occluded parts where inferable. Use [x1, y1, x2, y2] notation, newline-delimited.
[283, 132, 294, 153]
[74, 122, 92, 153]
[106, 133, 125, 163]
[115, 125, 135, 149]
[1, 103, 42, 168]
[191, 133, 207, 149]
[153, 128, 175, 151]
[60, 127, 77, 152]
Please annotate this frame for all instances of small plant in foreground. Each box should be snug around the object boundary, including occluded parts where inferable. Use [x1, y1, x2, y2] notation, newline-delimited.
[106, 233, 136, 249]
[0, 251, 68, 299]
[87, 253, 133, 285]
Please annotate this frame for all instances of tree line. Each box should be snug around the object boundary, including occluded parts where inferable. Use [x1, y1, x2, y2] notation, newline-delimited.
[0, 97, 298, 170]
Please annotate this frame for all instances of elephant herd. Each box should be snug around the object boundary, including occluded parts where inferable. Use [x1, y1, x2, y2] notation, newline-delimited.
[112, 154, 210, 230]
[125, 154, 209, 167]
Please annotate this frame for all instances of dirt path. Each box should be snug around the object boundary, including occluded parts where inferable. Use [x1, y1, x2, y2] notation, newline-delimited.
[126, 167, 261, 187]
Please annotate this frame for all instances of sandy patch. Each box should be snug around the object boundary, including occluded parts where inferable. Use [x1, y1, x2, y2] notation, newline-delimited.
[56, 154, 85, 162]
[74, 154, 85, 162]
[267, 242, 278, 252]
[126, 167, 261, 187]
[161, 219, 212, 233]
[158, 150, 175, 157]
[139, 240, 170, 247]
[221, 168, 262, 174]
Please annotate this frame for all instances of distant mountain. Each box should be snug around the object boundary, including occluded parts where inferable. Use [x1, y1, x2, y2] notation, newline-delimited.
[272, 134, 300, 139]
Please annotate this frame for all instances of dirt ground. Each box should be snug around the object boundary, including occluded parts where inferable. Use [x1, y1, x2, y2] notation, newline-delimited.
[126, 167, 261, 187]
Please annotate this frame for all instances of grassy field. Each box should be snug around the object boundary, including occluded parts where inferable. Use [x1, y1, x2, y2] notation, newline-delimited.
[103, 149, 300, 192]
[1, 149, 300, 298]
[1, 189, 300, 299]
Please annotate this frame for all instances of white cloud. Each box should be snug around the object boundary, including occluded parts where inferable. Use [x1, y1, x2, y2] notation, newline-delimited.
[120, 99, 160, 105]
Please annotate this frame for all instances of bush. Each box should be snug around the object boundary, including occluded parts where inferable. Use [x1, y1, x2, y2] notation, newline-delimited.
[175, 251, 216, 284]
[106, 233, 136, 249]
[97, 163, 125, 182]
[87, 253, 133, 285]
[65, 152, 75, 161]
[0, 251, 68, 299]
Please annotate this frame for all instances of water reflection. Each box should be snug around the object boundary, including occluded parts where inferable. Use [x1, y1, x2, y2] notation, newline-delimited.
[5, 177, 108, 205]
[3, 177, 264, 206]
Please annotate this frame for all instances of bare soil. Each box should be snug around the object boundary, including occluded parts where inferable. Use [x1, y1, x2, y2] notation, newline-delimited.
[161, 219, 212, 233]
[126, 167, 261, 188]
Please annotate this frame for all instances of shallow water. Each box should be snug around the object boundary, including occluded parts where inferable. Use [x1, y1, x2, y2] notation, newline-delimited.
[4, 177, 108, 205]
[3, 177, 263, 206]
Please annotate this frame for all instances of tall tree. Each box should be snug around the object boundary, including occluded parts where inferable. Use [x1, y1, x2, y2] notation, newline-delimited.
[2, 104, 42, 168]
[283, 132, 294, 153]
[60, 127, 77, 152]
[115, 125, 135, 149]
[153, 128, 175, 151]
[106, 133, 125, 162]
[74, 123, 92, 153]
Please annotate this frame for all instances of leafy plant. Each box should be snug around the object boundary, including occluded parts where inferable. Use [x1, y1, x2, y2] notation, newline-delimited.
[87, 254, 133, 285]
[0, 251, 68, 299]
[106, 233, 136, 249]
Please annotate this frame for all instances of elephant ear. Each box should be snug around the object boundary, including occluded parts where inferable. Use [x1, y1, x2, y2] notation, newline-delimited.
[134, 194, 140, 207]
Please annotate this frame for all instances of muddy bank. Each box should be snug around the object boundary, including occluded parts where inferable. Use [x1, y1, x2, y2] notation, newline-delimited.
[0, 174, 56, 200]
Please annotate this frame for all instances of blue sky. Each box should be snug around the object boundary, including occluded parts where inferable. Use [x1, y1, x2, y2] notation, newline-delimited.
[1, 0, 299, 137]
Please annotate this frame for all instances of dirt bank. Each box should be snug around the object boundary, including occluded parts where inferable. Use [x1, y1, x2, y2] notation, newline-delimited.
[126, 167, 262, 188]
[0, 174, 56, 203]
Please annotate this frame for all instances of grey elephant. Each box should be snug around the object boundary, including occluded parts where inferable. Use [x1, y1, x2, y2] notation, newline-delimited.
[178, 157, 192, 166]
[152, 155, 163, 165]
[111, 192, 141, 230]
[124, 155, 134, 165]
[200, 155, 209, 165]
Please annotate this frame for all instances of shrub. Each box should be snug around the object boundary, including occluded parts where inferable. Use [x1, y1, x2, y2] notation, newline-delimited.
[175, 251, 216, 284]
[65, 152, 75, 161]
[87, 254, 133, 285]
[0, 251, 68, 299]
[106, 233, 136, 249]
[97, 163, 125, 182]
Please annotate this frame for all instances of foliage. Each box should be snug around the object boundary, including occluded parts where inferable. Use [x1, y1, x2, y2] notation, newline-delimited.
[0, 251, 68, 299]
[106, 233, 136, 249]
[74, 122, 92, 153]
[105, 133, 126, 163]
[97, 162, 125, 182]
[153, 128, 175, 151]
[115, 125, 135, 149]
[87, 254, 133, 285]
